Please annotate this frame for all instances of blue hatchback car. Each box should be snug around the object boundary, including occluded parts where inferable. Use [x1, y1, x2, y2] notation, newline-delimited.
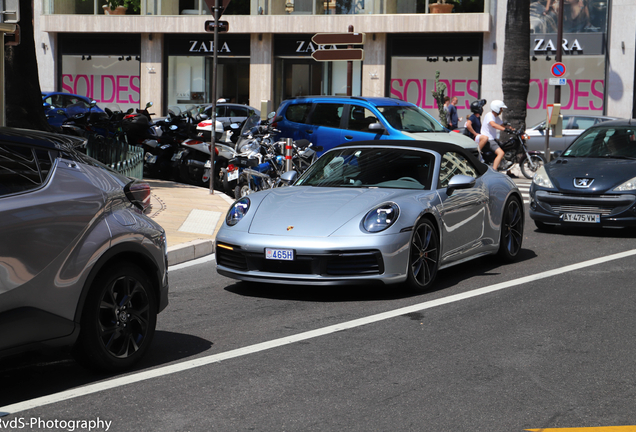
[272, 96, 477, 154]
[42, 92, 106, 128]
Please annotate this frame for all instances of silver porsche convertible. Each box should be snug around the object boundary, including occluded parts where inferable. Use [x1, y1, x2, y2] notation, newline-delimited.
[215, 140, 524, 291]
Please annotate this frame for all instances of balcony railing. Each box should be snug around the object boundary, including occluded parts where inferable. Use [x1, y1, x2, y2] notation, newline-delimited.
[42, 0, 485, 15]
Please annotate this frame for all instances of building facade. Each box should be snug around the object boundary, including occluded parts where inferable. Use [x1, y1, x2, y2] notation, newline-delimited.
[35, 0, 636, 127]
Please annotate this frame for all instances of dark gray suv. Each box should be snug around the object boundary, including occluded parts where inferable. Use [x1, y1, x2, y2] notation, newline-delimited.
[0, 128, 169, 372]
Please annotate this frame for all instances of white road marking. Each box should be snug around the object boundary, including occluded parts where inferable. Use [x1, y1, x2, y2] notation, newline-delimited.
[3, 249, 636, 415]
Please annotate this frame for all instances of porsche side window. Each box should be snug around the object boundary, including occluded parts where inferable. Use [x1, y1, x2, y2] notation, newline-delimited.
[0, 144, 43, 196]
[439, 152, 478, 188]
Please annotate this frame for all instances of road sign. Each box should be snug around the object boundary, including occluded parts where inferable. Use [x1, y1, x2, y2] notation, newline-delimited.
[549, 78, 567, 86]
[203, 0, 232, 17]
[311, 33, 365, 45]
[204, 20, 229, 33]
[311, 48, 364, 62]
[551, 62, 566, 77]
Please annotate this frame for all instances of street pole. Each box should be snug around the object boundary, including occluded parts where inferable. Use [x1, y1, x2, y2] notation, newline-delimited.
[209, 0, 219, 195]
[545, 0, 565, 163]
[346, 25, 353, 96]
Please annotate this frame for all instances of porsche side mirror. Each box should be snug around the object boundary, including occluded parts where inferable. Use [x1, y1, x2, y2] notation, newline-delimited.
[446, 174, 476, 195]
[280, 170, 298, 184]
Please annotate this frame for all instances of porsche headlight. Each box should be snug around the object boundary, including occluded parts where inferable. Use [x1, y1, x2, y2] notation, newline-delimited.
[532, 165, 554, 189]
[613, 176, 636, 191]
[363, 203, 399, 233]
[226, 197, 250, 226]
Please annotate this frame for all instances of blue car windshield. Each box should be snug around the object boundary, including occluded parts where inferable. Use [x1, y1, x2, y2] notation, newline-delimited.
[295, 147, 434, 190]
[564, 126, 636, 159]
[376, 106, 445, 133]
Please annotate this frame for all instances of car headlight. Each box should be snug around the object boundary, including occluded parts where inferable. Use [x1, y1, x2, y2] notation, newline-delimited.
[532, 165, 554, 189]
[613, 176, 636, 191]
[363, 203, 399, 233]
[226, 197, 250, 226]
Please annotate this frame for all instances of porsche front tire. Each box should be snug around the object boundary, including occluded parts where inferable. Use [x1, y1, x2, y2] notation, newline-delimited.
[406, 219, 439, 291]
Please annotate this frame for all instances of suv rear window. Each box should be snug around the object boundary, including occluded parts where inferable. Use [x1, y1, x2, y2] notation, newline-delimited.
[0, 144, 52, 196]
[285, 103, 312, 123]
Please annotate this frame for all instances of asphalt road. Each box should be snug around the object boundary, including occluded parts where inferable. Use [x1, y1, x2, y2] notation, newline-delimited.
[2, 182, 636, 432]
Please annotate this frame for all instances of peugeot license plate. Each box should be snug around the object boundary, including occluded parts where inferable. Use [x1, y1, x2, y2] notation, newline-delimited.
[562, 213, 600, 223]
[265, 248, 294, 261]
[228, 169, 239, 181]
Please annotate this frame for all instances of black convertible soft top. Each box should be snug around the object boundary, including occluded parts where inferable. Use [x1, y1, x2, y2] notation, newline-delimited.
[333, 139, 488, 176]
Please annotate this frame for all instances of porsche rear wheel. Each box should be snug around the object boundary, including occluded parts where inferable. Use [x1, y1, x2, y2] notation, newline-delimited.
[498, 196, 524, 262]
[407, 219, 439, 291]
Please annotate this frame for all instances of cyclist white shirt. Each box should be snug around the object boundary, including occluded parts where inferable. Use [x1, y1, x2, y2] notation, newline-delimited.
[481, 111, 503, 141]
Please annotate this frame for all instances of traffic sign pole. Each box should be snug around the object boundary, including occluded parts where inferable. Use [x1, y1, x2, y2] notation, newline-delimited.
[546, 0, 565, 163]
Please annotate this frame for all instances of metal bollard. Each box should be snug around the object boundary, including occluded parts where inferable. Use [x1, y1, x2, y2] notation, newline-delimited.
[285, 138, 293, 172]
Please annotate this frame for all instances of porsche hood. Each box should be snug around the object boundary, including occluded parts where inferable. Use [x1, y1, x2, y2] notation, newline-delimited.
[248, 187, 413, 237]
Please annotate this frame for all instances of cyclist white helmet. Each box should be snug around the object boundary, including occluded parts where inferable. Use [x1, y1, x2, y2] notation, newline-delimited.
[490, 100, 507, 113]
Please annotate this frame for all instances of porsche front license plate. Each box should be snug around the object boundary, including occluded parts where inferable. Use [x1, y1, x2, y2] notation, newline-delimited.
[265, 248, 294, 261]
[562, 213, 600, 223]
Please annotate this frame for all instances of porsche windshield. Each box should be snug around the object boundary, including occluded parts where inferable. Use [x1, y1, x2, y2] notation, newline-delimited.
[564, 126, 636, 159]
[376, 106, 445, 133]
[295, 147, 434, 190]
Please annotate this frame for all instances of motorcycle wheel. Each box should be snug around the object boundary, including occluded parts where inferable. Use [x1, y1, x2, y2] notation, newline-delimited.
[234, 177, 252, 199]
[520, 154, 545, 179]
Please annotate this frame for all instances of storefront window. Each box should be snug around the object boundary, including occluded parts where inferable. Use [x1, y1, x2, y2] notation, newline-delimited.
[43, 0, 482, 15]
[527, 0, 610, 125]
[274, 35, 362, 107]
[61, 55, 140, 112]
[388, 34, 482, 124]
[166, 35, 251, 110]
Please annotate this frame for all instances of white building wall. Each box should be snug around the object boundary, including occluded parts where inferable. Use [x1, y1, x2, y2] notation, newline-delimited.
[34, 2, 56, 93]
[481, 0, 506, 109]
[605, 0, 636, 119]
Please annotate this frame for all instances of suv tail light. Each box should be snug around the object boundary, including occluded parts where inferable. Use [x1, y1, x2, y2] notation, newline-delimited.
[125, 180, 151, 211]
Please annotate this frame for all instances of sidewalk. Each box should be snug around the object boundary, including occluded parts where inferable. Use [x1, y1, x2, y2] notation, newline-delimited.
[144, 180, 234, 266]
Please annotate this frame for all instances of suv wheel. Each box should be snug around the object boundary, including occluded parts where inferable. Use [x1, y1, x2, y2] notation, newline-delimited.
[74, 264, 157, 372]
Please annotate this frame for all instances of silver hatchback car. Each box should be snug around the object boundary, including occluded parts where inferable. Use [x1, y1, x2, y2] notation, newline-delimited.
[0, 128, 169, 372]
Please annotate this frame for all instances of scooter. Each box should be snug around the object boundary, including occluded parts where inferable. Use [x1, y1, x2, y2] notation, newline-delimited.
[481, 127, 545, 179]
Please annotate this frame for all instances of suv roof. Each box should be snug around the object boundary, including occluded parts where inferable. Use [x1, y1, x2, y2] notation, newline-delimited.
[282, 96, 415, 107]
[0, 126, 85, 151]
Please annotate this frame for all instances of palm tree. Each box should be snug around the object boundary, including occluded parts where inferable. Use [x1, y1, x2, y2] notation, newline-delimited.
[502, 0, 531, 131]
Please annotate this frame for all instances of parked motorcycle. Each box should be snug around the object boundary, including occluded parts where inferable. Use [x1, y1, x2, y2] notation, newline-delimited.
[225, 114, 323, 198]
[221, 114, 278, 197]
[143, 106, 193, 180]
[481, 127, 545, 179]
[171, 107, 235, 188]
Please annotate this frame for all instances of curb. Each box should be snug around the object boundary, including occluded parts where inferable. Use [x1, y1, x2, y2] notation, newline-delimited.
[167, 239, 215, 266]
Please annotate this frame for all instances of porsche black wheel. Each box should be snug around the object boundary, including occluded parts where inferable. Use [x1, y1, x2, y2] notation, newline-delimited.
[74, 264, 157, 372]
[498, 197, 524, 262]
[407, 219, 439, 291]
